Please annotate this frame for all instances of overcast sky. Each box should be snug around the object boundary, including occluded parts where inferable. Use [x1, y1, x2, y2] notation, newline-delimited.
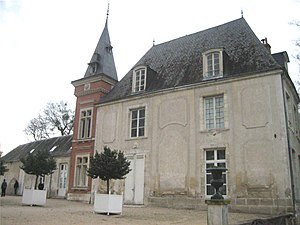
[0, 0, 299, 156]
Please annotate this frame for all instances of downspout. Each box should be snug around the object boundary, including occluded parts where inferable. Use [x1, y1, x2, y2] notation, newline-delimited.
[280, 73, 296, 218]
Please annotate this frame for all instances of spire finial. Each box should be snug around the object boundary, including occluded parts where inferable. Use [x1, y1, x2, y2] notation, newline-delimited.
[153, 38, 155, 46]
[106, 3, 110, 19]
[241, 9, 243, 18]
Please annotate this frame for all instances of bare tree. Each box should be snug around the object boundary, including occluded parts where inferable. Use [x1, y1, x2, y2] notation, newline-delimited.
[24, 101, 74, 140]
[24, 114, 50, 141]
[291, 20, 300, 94]
[43, 101, 74, 136]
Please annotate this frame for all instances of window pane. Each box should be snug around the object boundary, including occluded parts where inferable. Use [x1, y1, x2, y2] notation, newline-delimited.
[139, 109, 145, 118]
[217, 162, 226, 168]
[131, 129, 137, 137]
[83, 157, 88, 164]
[206, 151, 214, 160]
[132, 110, 137, 119]
[131, 119, 137, 128]
[206, 174, 212, 184]
[207, 185, 215, 195]
[217, 150, 225, 159]
[206, 163, 215, 169]
[86, 118, 91, 137]
[139, 128, 144, 136]
[139, 118, 145, 127]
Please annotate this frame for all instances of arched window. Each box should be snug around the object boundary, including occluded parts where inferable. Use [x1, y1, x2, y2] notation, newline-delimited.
[203, 49, 223, 79]
[132, 66, 147, 93]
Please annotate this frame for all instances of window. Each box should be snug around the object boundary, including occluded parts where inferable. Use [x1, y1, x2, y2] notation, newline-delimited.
[132, 67, 146, 92]
[75, 156, 89, 187]
[59, 164, 68, 189]
[204, 95, 224, 129]
[130, 108, 145, 138]
[79, 109, 92, 139]
[88, 62, 98, 75]
[203, 50, 223, 79]
[205, 149, 227, 196]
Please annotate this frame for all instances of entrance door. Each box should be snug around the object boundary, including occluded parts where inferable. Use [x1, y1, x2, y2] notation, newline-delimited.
[124, 154, 145, 204]
[58, 163, 68, 197]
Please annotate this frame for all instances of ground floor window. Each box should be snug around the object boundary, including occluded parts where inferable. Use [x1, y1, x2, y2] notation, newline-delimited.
[75, 156, 89, 187]
[205, 148, 227, 196]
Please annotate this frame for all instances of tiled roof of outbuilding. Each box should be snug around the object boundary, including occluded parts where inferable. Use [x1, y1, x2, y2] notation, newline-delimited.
[1, 135, 72, 163]
[99, 18, 281, 104]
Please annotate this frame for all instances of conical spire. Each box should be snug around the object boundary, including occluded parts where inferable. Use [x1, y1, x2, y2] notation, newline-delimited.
[84, 11, 118, 81]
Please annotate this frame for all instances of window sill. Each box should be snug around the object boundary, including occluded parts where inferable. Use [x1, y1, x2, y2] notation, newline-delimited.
[131, 90, 146, 95]
[203, 75, 223, 81]
[125, 136, 148, 141]
[200, 128, 229, 134]
[72, 187, 88, 190]
[73, 138, 95, 143]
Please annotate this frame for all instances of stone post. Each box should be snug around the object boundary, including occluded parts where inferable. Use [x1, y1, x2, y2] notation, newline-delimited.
[206, 199, 230, 225]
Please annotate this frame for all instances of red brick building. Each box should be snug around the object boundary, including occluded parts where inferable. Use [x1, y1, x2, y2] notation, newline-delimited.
[67, 17, 118, 201]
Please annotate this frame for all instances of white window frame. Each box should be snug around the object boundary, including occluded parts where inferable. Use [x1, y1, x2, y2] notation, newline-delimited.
[78, 108, 93, 139]
[130, 107, 146, 138]
[74, 155, 89, 188]
[59, 163, 68, 189]
[203, 49, 223, 79]
[132, 66, 147, 93]
[204, 95, 224, 129]
[204, 148, 227, 197]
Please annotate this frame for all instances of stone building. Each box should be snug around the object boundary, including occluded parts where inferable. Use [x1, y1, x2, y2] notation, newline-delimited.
[0, 135, 72, 197]
[88, 17, 300, 215]
[1, 14, 299, 217]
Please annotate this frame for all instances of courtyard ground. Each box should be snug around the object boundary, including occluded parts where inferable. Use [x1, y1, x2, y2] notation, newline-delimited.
[0, 195, 268, 225]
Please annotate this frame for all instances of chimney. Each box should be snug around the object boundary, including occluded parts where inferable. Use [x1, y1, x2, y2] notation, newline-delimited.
[261, 38, 271, 53]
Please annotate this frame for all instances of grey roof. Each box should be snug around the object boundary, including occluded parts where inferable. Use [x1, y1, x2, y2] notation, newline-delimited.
[99, 18, 281, 104]
[1, 135, 73, 163]
[272, 51, 289, 70]
[84, 18, 118, 81]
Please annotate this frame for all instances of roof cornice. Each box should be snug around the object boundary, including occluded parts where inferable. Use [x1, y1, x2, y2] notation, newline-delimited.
[71, 73, 117, 87]
[97, 69, 283, 107]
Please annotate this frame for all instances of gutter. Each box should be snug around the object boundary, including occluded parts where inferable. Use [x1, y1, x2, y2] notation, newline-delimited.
[280, 72, 296, 218]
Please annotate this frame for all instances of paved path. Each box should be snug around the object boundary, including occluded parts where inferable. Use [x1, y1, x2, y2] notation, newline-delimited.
[0, 196, 267, 225]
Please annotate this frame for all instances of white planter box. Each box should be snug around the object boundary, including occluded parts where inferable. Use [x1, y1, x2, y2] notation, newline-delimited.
[94, 193, 123, 215]
[22, 188, 47, 206]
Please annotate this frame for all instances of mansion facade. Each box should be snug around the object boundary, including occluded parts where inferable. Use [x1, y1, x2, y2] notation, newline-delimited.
[1, 16, 300, 216]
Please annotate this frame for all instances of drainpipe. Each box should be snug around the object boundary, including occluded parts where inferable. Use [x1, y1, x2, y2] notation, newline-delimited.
[281, 73, 296, 218]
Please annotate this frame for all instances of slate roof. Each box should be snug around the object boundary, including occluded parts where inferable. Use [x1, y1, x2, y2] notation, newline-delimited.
[99, 18, 281, 104]
[1, 135, 73, 163]
[272, 51, 289, 70]
[84, 18, 118, 81]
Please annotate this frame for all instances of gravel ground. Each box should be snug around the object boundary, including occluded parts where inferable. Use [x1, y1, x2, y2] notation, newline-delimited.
[0, 196, 267, 225]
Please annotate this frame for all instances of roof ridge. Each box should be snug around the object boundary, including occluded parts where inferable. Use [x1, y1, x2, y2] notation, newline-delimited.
[152, 17, 245, 48]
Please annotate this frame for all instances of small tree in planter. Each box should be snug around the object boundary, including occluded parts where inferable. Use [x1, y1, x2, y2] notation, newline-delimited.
[87, 146, 131, 214]
[20, 149, 56, 205]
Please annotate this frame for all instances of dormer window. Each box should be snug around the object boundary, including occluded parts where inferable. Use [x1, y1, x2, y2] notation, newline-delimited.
[203, 49, 223, 79]
[132, 66, 147, 93]
[88, 62, 98, 75]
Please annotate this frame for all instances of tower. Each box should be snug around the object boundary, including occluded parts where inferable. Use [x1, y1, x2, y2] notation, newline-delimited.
[67, 14, 118, 201]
